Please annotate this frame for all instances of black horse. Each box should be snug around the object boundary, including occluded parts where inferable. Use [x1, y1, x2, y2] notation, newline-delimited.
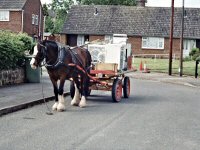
[30, 40, 91, 111]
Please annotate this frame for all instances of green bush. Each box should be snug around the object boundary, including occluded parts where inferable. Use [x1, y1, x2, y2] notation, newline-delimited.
[183, 56, 192, 62]
[0, 30, 33, 70]
[196, 56, 200, 61]
[189, 48, 200, 61]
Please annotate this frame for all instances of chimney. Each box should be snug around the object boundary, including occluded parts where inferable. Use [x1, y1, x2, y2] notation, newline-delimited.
[136, 0, 146, 7]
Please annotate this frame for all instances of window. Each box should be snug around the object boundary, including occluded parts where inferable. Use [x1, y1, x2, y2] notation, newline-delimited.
[142, 37, 164, 49]
[105, 35, 113, 43]
[0, 10, 9, 21]
[35, 15, 38, 25]
[77, 35, 85, 46]
[32, 14, 35, 24]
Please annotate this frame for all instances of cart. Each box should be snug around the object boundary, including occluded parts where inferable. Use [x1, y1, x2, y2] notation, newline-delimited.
[70, 35, 133, 102]
[70, 63, 131, 102]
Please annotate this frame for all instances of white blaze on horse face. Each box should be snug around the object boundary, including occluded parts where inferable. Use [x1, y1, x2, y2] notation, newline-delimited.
[30, 45, 38, 69]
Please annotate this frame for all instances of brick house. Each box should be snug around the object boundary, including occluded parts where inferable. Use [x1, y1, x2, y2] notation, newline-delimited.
[60, 2, 200, 57]
[0, 0, 44, 38]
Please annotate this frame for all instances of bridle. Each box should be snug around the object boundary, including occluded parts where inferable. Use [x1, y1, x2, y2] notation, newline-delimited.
[34, 42, 48, 67]
[34, 41, 86, 70]
[35, 41, 64, 69]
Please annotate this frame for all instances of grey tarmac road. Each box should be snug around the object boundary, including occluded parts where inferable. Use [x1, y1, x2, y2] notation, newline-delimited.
[0, 78, 200, 150]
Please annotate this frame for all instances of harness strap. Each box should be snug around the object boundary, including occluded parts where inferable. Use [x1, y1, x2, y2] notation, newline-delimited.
[69, 49, 85, 69]
[68, 63, 108, 87]
[44, 44, 89, 74]
[68, 49, 78, 65]
[45, 46, 66, 69]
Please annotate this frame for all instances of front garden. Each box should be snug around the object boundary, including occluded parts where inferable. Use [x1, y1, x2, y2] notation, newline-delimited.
[132, 56, 200, 76]
[0, 30, 34, 86]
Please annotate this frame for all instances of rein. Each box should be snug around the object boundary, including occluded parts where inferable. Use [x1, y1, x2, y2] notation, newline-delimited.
[68, 63, 108, 87]
[40, 43, 86, 70]
[37, 42, 98, 85]
[40, 67, 54, 115]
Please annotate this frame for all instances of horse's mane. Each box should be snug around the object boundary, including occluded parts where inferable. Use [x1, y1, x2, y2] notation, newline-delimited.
[43, 40, 57, 45]
[44, 40, 70, 51]
[43, 40, 58, 50]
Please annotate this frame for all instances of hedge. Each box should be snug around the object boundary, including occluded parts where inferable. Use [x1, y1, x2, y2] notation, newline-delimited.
[0, 30, 34, 70]
[189, 48, 200, 61]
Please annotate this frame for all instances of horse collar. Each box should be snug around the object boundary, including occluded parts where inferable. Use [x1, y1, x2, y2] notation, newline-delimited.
[45, 46, 65, 69]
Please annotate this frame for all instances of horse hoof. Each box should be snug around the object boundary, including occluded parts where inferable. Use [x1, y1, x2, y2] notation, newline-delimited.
[57, 109, 65, 112]
[71, 100, 79, 106]
[57, 103, 66, 112]
[79, 96, 86, 108]
[79, 102, 86, 108]
[52, 102, 58, 111]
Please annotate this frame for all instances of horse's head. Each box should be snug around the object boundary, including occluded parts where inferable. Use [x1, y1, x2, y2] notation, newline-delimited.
[30, 41, 46, 69]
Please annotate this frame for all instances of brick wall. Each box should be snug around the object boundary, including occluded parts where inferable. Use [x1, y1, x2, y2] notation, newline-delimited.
[23, 0, 44, 37]
[0, 68, 25, 86]
[0, 11, 22, 32]
[89, 35, 104, 42]
[64, 34, 181, 57]
[164, 38, 181, 56]
[128, 36, 181, 56]
[60, 34, 67, 44]
[0, 0, 43, 37]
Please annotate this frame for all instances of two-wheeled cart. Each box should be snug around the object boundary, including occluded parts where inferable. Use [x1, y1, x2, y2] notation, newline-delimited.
[70, 63, 131, 102]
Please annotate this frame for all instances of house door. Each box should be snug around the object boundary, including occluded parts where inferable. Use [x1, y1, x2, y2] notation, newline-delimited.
[196, 39, 200, 49]
[183, 39, 196, 57]
[67, 34, 77, 47]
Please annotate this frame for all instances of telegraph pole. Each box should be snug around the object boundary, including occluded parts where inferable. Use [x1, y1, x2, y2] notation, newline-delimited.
[179, 0, 185, 76]
[169, 0, 174, 75]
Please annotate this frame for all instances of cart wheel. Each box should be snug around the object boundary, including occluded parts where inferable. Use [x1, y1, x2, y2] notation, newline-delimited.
[86, 89, 91, 96]
[86, 77, 91, 96]
[70, 81, 75, 99]
[112, 79, 122, 102]
[123, 76, 130, 98]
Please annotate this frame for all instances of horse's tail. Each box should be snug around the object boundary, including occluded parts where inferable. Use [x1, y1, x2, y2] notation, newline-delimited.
[86, 50, 92, 73]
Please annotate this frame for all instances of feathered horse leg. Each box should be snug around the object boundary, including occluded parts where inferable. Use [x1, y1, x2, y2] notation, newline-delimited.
[49, 77, 59, 111]
[57, 77, 66, 111]
[79, 75, 88, 108]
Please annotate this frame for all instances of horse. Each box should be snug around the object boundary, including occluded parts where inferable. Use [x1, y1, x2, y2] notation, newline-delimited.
[30, 40, 92, 111]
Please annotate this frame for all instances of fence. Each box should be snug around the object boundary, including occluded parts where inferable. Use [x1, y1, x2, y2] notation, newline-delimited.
[132, 54, 200, 76]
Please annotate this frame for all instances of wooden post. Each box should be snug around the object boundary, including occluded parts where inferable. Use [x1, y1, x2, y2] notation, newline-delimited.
[169, 0, 174, 75]
[179, 0, 184, 76]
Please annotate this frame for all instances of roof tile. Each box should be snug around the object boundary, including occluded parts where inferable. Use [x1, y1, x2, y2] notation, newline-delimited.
[62, 5, 200, 38]
[0, 0, 27, 10]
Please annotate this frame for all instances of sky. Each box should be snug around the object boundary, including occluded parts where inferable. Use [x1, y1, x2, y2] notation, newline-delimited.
[146, 0, 200, 8]
[41, 0, 52, 4]
[40, 0, 200, 8]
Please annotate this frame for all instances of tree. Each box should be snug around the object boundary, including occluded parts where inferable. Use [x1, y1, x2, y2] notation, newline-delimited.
[44, 0, 136, 33]
[77, 0, 136, 6]
[45, 0, 74, 34]
[42, 4, 49, 16]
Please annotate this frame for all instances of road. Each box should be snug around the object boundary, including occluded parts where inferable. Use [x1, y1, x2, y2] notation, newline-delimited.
[0, 79, 200, 150]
